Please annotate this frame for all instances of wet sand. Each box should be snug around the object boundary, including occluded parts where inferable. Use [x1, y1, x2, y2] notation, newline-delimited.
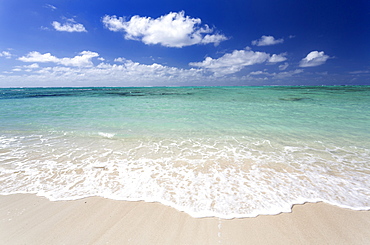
[0, 194, 369, 244]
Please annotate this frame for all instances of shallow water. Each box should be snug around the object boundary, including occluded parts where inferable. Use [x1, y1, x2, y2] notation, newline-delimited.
[0, 86, 369, 218]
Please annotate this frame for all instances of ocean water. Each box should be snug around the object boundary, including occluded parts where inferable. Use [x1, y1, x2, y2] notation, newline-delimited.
[0, 86, 369, 218]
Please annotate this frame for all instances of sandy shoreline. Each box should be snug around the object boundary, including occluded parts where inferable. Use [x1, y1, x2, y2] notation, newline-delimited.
[0, 194, 369, 244]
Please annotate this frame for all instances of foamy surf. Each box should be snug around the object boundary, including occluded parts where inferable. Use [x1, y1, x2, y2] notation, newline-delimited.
[98, 132, 116, 139]
[0, 133, 369, 218]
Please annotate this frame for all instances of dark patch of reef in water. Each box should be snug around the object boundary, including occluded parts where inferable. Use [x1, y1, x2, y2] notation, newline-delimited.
[278, 97, 311, 101]
[0, 88, 194, 100]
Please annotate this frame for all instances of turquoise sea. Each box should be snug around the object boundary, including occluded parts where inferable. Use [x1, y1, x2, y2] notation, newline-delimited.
[0, 86, 369, 218]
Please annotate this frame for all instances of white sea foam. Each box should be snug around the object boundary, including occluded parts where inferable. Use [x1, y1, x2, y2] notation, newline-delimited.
[0, 133, 369, 218]
[98, 132, 115, 139]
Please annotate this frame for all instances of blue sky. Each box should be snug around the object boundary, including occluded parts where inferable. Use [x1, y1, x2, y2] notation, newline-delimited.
[0, 0, 369, 87]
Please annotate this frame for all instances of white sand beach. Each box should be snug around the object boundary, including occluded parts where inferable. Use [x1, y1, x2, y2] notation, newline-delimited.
[1, 194, 369, 244]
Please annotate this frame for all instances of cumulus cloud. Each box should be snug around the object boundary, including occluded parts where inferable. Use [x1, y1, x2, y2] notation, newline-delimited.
[102, 11, 227, 47]
[94, 60, 203, 81]
[252, 35, 284, 46]
[52, 18, 87, 32]
[4, 57, 208, 87]
[299, 51, 330, 67]
[11, 63, 40, 73]
[18, 51, 99, 67]
[268, 53, 287, 63]
[189, 48, 286, 76]
[23, 63, 40, 69]
[59, 51, 99, 66]
[18, 52, 59, 63]
[114, 57, 127, 63]
[14, 50, 202, 83]
[189, 50, 269, 76]
[0, 51, 12, 58]
[5, 49, 306, 87]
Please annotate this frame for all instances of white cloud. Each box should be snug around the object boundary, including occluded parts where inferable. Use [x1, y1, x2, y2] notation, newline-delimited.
[12, 63, 40, 72]
[24, 63, 40, 69]
[189, 49, 268, 76]
[349, 70, 370, 74]
[18, 51, 99, 67]
[252, 35, 284, 46]
[299, 51, 330, 67]
[11, 63, 41, 73]
[52, 19, 87, 32]
[4, 58, 208, 87]
[249, 70, 269, 76]
[247, 69, 303, 79]
[94, 60, 202, 81]
[249, 69, 303, 79]
[45, 4, 57, 10]
[102, 11, 227, 47]
[0, 51, 12, 59]
[114, 57, 127, 63]
[18, 52, 59, 63]
[4, 49, 312, 87]
[268, 53, 287, 63]
[201, 34, 228, 45]
[189, 48, 286, 76]
[59, 51, 99, 66]
[273, 69, 303, 79]
[12, 51, 207, 85]
[279, 62, 289, 71]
